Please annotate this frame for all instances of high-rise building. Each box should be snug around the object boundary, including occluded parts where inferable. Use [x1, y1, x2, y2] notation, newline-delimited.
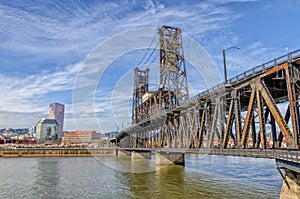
[49, 102, 65, 139]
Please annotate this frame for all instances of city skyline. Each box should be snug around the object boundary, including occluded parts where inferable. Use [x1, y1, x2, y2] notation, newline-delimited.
[0, 0, 300, 132]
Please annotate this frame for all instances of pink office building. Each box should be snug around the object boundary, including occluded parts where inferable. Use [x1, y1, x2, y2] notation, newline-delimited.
[49, 102, 65, 139]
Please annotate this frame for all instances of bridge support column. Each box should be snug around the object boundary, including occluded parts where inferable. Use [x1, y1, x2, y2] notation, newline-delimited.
[276, 159, 300, 199]
[280, 169, 300, 199]
[131, 151, 151, 159]
[116, 148, 131, 157]
[155, 152, 185, 166]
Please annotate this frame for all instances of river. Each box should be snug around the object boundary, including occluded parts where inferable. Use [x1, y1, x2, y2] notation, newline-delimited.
[0, 155, 281, 198]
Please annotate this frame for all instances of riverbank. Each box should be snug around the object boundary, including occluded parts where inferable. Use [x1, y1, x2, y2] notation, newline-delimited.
[0, 147, 115, 157]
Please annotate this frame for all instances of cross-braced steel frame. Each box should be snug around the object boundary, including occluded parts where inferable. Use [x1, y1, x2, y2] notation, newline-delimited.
[118, 26, 300, 150]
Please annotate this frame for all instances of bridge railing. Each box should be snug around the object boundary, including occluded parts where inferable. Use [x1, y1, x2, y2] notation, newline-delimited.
[187, 149, 300, 163]
[191, 49, 300, 101]
[275, 150, 300, 164]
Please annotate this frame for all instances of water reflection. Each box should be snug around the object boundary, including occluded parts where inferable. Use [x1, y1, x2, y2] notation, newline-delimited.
[155, 166, 185, 199]
[31, 158, 60, 198]
[96, 154, 168, 173]
[0, 156, 282, 199]
[119, 155, 282, 199]
[122, 165, 184, 199]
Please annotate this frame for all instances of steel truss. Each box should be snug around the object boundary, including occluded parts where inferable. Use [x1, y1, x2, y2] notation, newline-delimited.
[158, 25, 189, 108]
[118, 26, 300, 150]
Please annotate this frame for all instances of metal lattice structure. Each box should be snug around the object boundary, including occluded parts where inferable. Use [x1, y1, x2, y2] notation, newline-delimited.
[159, 25, 189, 108]
[131, 26, 189, 125]
[118, 26, 300, 151]
[132, 68, 149, 124]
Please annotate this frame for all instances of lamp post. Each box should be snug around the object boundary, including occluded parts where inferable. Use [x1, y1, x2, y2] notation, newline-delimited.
[223, 46, 240, 85]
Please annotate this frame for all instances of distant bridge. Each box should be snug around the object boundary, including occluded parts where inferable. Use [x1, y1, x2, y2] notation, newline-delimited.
[116, 26, 300, 198]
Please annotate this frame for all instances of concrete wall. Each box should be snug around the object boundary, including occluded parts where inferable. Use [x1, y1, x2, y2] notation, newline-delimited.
[155, 152, 184, 165]
[116, 148, 131, 157]
[280, 169, 300, 199]
[131, 151, 151, 159]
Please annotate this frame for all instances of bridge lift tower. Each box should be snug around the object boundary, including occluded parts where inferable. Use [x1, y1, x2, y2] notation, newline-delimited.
[132, 68, 149, 124]
[159, 25, 189, 109]
[131, 26, 189, 125]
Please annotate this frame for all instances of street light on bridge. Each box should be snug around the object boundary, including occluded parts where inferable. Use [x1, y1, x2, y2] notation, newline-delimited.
[223, 46, 240, 85]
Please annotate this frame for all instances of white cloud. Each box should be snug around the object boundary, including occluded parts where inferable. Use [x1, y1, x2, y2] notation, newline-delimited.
[0, 62, 82, 128]
[1, 0, 278, 132]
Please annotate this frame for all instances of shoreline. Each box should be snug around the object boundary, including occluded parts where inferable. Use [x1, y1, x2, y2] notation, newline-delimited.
[0, 154, 115, 158]
[0, 148, 116, 158]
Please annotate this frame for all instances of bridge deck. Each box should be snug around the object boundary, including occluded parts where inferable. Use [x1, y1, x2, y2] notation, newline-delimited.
[119, 148, 300, 164]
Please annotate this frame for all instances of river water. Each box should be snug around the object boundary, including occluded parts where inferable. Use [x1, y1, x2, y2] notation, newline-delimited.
[0, 155, 281, 199]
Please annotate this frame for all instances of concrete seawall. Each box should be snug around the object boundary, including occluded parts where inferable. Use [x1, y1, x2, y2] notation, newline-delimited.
[0, 148, 115, 157]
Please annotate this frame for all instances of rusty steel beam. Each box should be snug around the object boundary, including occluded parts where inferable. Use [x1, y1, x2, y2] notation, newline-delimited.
[256, 90, 266, 149]
[275, 101, 290, 147]
[192, 106, 200, 148]
[258, 80, 293, 145]
[209, 103, 218, 148]
[198, 104, 207, 148]
[218, 98, 225, 147]
[241, 87, 256, 148]
[285, 64, 299, 148]
[270, 113, 277, 148]
[251, 113, 256, 148]
[180, 114, 187, 148]
[260, 62, 287, 78]
[223, 99, 234, 148]
[234, 90, 242, 146]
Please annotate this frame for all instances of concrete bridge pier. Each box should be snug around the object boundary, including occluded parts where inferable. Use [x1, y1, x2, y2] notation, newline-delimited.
[131, 151, 151, 159]
[280, 169, 300, 199]
[115, 148, 131, 157]
[116, 149, 151, 160]
[276, 159, 300, 199]
[155, 152, 185, 166]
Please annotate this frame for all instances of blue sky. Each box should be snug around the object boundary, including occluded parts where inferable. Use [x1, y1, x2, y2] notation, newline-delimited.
[0, 0, 299, 132]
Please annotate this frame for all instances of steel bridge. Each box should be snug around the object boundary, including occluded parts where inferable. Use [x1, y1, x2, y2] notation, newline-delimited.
[116, 25, 300, 197]
[118, 26, 300, 151]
